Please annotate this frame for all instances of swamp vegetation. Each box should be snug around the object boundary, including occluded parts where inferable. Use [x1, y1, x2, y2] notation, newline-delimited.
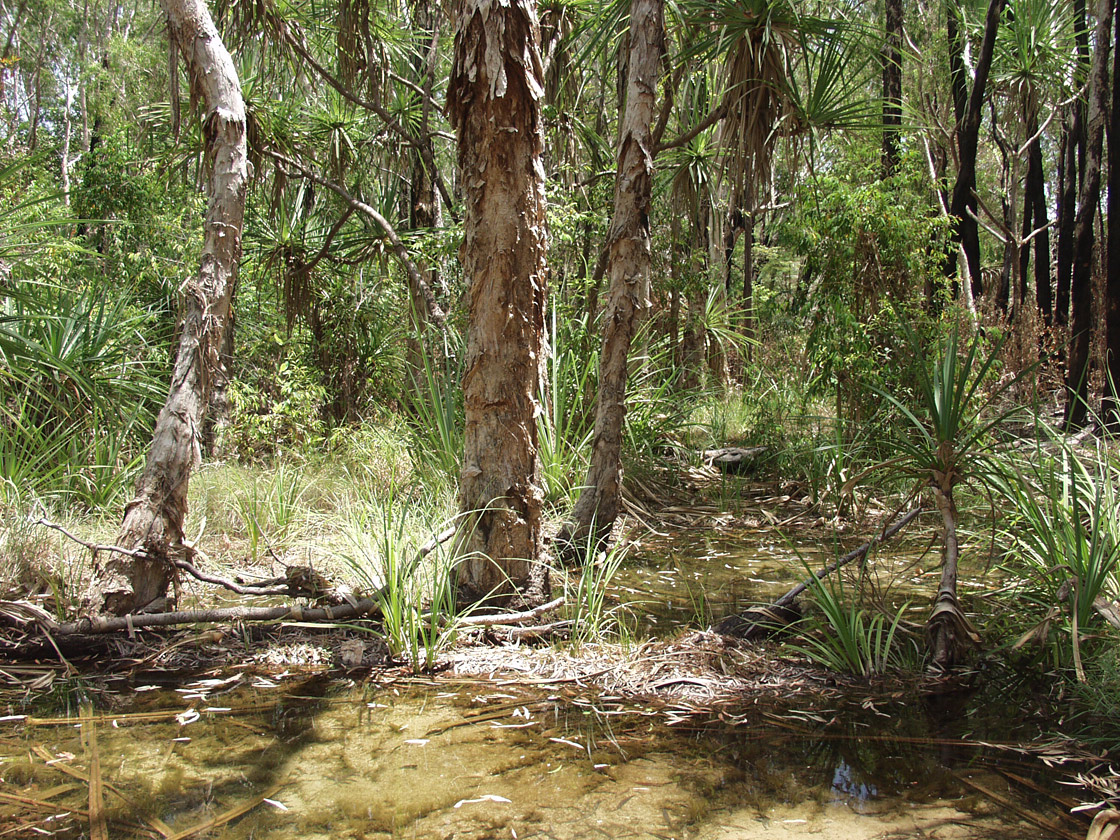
[2, 0, 1120, 836]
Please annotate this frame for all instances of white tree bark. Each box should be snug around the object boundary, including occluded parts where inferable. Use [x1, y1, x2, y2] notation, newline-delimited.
[92, 0, 247, 615]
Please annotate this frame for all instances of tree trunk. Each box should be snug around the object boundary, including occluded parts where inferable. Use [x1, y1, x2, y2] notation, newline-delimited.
[928, 479, 962, 670]
[556, 0, 662, 555]
[945, 0, 1006, 300]
[1025, 125, 1052, 325]
[92, 0, 248, 615]
[449, 0, 550, 607]
[881, 0, 903, 177]
[1066, 0, 1113, 430]
[1104, 0, 1120, 429]
[1057, 0, 1091, 331]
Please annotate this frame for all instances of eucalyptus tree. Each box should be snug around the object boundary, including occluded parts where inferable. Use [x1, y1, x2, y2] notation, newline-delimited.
[93, 0, 247, 615]
[881, 0, 903, 176]
[448, 0, 551, 607]
[1055, 0, 1090, 330]
[1065, 0, 1112, 429]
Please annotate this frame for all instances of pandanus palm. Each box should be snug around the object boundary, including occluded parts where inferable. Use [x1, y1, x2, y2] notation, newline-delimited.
[873, 327, 1026, 670]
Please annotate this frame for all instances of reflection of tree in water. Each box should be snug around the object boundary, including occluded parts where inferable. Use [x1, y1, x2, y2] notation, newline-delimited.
[831, 757, 878, 802]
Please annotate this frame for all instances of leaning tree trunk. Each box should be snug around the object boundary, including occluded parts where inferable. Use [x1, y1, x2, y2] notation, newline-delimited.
[449, 0, 550, 607]
[945, 0, 1006, 302]
[556, 0, 662, 555]
[1104, 0, 1120, 429]
[1066, 0, 1113, 430]
[92, 0, 247, 616]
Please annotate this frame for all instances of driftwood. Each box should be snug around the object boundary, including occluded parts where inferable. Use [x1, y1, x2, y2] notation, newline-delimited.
[713, 507, 923, 638]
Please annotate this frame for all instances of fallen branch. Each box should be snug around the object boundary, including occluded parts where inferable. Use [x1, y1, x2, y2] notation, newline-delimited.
[34, 518, 144, 560]
[714, 507, 923, 638]
[457, 597, 565, 627]
[49, 598, 383, 635]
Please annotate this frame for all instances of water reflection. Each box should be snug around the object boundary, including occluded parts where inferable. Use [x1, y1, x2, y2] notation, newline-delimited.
[0, 676, 1076, 839]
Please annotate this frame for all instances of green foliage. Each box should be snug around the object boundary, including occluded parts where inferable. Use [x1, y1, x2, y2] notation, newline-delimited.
[565, 530, 631, 646]
[404, 337, 464, 490]
[998, 440, 1120, 676]
[341, 490, 461, 672]
[785, 171, 949, 430]
[786, 565, 913, 678]
[539, 303, 595, 509]
[873, 324, 1023, 486]
[227, 354, 326, 461]
[0, 282, 162, 508]
[70, 131, 202, 330]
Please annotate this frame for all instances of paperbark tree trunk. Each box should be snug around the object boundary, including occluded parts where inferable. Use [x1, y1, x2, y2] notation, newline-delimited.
[91, 0, 247, 615]
[1066, 0, 1113, 430]
[449, 0, 550, 606]
[556, 0, 663, 555]
[945, 0, 1006, 301]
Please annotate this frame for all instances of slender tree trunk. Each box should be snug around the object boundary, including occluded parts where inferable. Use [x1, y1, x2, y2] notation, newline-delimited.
[1057, 0, 1091, 331]
[742, 201, 755, 358]
[945, 0, 1006, 299]
[1025, 126, 1052, 325]
[929, 479, 962, 670]
[881, 0, 903, 177]
[92, 0, 248, 615]
[1066, 0, 1113, 430]
[449, 0, 550, 606]
[1105, 0, 1120, 428]
[556, 0, 662, 554]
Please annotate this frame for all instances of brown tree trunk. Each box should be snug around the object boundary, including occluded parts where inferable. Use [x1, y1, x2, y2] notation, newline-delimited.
[881, 0, 903, 177]
[945, 0, 1006, 301]
[1104, 0, 1120, 429]
[556, 0, 662, 554]
[1066, 0, 1113, 430]
[449, 0, 550, 607]
[92, 0, 248, 615]
[928, 479, 962, 670]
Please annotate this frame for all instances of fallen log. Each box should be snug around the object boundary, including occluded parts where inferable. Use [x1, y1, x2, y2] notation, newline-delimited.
[713, 507, 923, 638]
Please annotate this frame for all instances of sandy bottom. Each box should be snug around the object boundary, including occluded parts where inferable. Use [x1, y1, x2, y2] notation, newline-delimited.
[3, 677, 1070, 840]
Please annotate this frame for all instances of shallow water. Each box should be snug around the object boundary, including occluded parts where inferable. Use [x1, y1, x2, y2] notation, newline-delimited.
[615, 526, 984, 633]
[1, 672, 1081, 839]
[0, 527, 1086, 839]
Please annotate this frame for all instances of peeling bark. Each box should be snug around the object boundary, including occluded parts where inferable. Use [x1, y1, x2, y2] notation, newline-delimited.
[91, 0, 247, 615]
[449, 0, 550, 606]
[556, 0, 663, 554]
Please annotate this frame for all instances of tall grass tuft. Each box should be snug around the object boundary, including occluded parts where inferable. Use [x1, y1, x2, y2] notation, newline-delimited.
[0, 283, 162, 509]
[999, 437, 1120, 679]
[786, 562, 912, 678]
[341, 487, 461, 671]
[565, 528, 631, 646]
